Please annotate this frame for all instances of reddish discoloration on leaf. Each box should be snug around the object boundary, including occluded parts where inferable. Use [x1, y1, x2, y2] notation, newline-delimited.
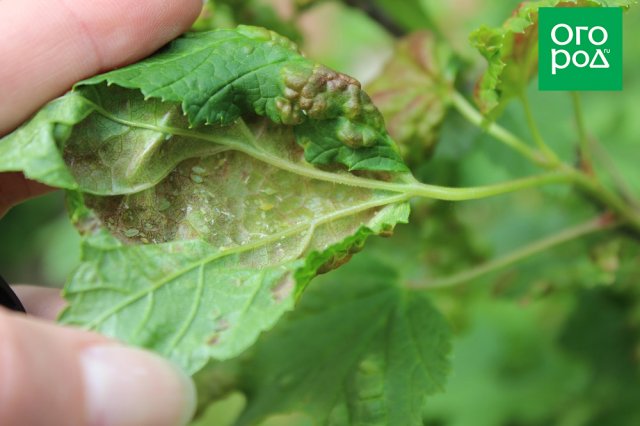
[368, 31, 455, 163]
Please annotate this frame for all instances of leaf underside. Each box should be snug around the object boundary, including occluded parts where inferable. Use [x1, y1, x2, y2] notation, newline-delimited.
[0, 26, 411, 373]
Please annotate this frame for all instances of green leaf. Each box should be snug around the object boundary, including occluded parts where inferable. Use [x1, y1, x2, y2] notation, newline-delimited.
[471, 0, 633, 116]
[0, 93, 91, 188]
[368, 31, 457, 164]
[234, 252, 451, 426]
[0, 26, 412, 374]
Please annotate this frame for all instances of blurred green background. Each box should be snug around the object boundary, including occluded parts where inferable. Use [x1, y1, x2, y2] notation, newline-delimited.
[2, 1, 639, 424]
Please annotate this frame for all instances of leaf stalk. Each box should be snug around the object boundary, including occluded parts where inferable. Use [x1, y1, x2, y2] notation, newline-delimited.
[520, 93, 561, 166]
[571, 92, 593, 172]
[451, 92, 549, 168]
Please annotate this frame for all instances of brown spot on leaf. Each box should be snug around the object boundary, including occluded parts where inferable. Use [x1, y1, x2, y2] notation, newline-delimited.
[272, 273, 295, 302]
[207, 334, 220, 346]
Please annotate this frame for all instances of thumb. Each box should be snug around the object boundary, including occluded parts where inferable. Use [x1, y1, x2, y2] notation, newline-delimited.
[0, 308, 196, 426]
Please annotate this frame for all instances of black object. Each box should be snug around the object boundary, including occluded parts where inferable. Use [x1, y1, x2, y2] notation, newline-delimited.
[0, 274, 25, 313]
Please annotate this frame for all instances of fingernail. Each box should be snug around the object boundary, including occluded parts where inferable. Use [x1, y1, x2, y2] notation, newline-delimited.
[81, 345, 196, 426]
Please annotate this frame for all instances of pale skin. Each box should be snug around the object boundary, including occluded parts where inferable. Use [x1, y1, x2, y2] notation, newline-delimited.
[0, 1, 204, 425]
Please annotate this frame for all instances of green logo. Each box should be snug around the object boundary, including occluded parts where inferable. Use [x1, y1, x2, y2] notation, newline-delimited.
[538, 7, 622, 91]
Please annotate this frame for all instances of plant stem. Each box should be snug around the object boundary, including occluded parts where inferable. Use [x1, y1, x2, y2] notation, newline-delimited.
[91, 99, 574, 203]
[412, 216, 617, 290]
[342, 0, 406, 37]
[401, 172, 573, 201]
[571, 92, 593, 171]
[588, 138, 640, 210]
[570, 94, 640, 209]
[451, 92, 548, 168]
[567, 169, 640, 232]
[521, 93, 561, 165]
[449, 92, 640, 233]
[247, 143, 573, 201]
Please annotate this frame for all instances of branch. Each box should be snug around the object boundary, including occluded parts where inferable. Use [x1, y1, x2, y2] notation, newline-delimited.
[342, 0, 406, 37]
[411, 215, 618, 290]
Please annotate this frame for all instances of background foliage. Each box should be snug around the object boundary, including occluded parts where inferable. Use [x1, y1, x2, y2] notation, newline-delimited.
[2, 0, 640, 424]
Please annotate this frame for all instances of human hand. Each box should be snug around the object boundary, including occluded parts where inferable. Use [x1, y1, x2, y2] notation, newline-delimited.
[0, 1, 203, 425]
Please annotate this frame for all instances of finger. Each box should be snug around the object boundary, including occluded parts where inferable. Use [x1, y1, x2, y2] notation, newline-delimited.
[0, 172, 54, 218]
[0, 308, 196, 426]
[11, 285, 66, 320]
[0, 0, 203, 135]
